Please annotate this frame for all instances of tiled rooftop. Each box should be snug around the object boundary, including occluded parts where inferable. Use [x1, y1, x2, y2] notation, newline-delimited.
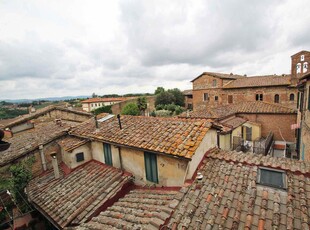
[220, 116, 247, 129]
[78, 189, 179, 230]
[0, 121, 77, 166]
[191, 72, 246, 82]
[70, 115, 212, 159]
[3, 105, 92, 129]
[167, 149, 310, 229]
[179, 101, 296, 119]
[223, 75, 292, 88]
[81, 97, 127, 103]
[57, 136, 89, 152]
[27, 161, 133, 229]
[182, 89, 193, 95]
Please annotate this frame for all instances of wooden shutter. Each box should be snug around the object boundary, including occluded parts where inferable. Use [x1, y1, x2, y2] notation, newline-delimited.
[103, 143, 113, 166]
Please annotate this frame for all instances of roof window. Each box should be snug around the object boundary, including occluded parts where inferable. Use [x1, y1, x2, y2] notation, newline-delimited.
[257, 167, 286, 189]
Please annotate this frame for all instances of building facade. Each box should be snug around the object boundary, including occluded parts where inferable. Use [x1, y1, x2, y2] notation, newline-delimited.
[81, 97, 127, 112]
[191, 51, 310, 111]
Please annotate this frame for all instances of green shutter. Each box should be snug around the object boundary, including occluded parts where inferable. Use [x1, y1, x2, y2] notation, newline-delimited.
[144, 152, 158, 183]
[103, 143, 113, 166]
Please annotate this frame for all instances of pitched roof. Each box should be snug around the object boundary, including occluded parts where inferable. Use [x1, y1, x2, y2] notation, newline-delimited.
[78, 188, 179, 230]
[167, 149, 310, 229]
[220, 116, 247, 129]
[81, 97, 127, 103]
[191, 72, 246, 82]
[57, 136, 89, 152]
[182, 89, 193, 95]
[223, 75, 292, 89]
[3, 105, 92, 129]
[0, 121, 76, 166]
[179, 101, 296, 119]
[27, 161, 133, 229]
[70, 115, 212, 159]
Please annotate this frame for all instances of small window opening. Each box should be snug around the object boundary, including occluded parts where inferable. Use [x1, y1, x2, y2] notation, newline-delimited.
[203, 93, 209, 101]
[76, 152, 84, 162]
[289, 93, 295, 101]
[274, 94, 280, 103]
[257, 167, 286, 189]
[256, 94, 263, 101]
[212, 79, 217, 87]
[215, 96, 218, 101]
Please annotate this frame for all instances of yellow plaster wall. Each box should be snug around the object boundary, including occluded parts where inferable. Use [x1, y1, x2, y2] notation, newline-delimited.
[187, 129, 217, 179]
[220, 134, 231, 150]
[62, 143, 92, 169]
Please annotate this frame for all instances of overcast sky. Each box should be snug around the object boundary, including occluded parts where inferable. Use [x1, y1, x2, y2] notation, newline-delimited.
[0, 0, 309, 99]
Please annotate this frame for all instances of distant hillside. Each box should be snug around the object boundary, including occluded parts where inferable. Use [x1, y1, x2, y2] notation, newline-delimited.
[2, 95, 90, 103]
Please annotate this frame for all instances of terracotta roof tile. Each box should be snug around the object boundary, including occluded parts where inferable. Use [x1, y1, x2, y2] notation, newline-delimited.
[81, 97, 127, 103]
[57, 136, 89, 152]
[191, 72, 246, 82]
[223, 75, 291, 88]
[167, 149, 310, 229]
[70, 116, 212, 159]
[179, 101, 296, 119]
[0, 121, 77, 166]
[78, 188, 178, 229]
[4, 105, 91, 129]
[27, 161, 132, 228]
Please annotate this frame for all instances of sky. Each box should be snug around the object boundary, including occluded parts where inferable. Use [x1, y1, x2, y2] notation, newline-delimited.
[0, 0, 309, 100]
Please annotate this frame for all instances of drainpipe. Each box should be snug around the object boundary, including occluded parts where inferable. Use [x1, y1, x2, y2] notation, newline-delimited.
[39, 144, 47, 171]
[117, 146, 123, 170]
[50, 152, 60, 179]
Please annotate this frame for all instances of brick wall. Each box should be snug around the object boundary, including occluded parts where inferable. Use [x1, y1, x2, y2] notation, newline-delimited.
[240, 113, 297, 142]
[111, 96, 155, 115]
[291, 51, 310, 80]
[192, 85, 297, 111]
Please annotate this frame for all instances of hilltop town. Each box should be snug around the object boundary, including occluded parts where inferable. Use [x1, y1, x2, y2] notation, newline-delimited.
[0, 51, 310, 230]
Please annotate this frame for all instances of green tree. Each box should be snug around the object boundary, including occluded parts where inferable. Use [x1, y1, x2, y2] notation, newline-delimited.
[155, 91, 175, 106]
[121, 103, 140, 116]
[92, 105, 112, 115]
[167, 88, 185, 106]
[137, 97, 147, 115]
[154, 87, 165, 95]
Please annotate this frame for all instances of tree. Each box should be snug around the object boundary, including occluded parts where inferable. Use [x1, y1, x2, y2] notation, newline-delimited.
[137, 97, 147, 115]
[92, 105, 112, 115]
[155, 91, 175, 106]
[121, 103, 140, 116]
[154, 87, 165, 95]
[167, 88, 185, 106]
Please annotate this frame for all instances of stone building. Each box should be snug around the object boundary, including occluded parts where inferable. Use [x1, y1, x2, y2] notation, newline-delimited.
[190, 51, 310, 111]
[297, 72, 310, 161]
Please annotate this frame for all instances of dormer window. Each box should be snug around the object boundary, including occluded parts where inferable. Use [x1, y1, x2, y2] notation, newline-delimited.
[257, 167, 286, 189]
[301, 55, 305, 61]
[303, 62, 308, 73]
[296, 63, 301, 73]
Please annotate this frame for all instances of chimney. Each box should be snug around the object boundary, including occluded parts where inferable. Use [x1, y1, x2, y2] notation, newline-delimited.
[4, 128, 13, 138]
[50, 152, 60, 179]
[39, 144, 47, 171]
[117, 114, 122, 129]
[94, 116, 99, 129]
[55, 119, 62, 126]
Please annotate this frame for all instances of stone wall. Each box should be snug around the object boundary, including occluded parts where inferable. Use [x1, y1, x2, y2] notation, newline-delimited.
[111, 96, 155, 115]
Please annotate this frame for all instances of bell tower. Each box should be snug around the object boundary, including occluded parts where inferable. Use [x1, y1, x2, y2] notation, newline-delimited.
[291, 50, 310, 79]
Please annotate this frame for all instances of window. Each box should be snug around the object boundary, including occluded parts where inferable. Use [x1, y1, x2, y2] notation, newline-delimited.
[257, 167, 286, 189]
[187, 103, 193, 110]
[212, 79, 217, 87]
[289, 93, 295, 101]
[214, 96, 218, 101]
[296, 63, 301, 73]
[76, 152, 84, 162]
[203, 93, 209, 101]
[228, 95, 233, 104]
[256, 94, 263, 101]
[187, 95, 193, 99]
[301, 55, 305, 61]
[274, 94, 280, 103]
[303, 62, 308, 73]
[144, 152, 158, 183]
[103, 143, 113, 166]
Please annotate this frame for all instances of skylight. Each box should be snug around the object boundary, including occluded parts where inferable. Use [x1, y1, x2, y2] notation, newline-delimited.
[257, 167, 286, 189]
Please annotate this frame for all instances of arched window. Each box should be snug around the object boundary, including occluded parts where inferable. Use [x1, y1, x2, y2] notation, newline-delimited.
[296, 63, 301, 73]
[303, 62, 308, 73]
[274, 94, 280, 103]
[289, 93, 295, 101]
